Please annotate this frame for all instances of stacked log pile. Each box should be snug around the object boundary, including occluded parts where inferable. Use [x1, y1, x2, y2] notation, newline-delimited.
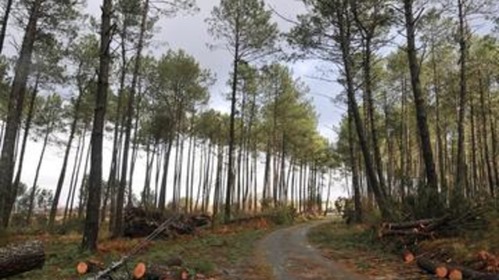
[382, 210, 499, 280]
[77, 258, 214, 280]
[378, 216, 449, 240]
[124, 207, 211, 238]
[0, 240, 45, 279]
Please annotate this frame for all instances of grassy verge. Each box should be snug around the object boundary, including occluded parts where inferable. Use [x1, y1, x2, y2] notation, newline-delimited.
[4, 223, 274, 280]
[308, 221, 430, 279]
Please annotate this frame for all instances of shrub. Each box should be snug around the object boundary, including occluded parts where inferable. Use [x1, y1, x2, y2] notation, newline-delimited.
[265, 205, 296, 225]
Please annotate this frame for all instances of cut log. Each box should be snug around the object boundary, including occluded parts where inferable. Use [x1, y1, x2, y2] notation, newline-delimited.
[382, 218, 439, 230]
[0, 240, 45, 279]
[77, 260, 104, 275]
[448, 268, 463, 280]
[417, 258, 448, 278]
[451, 265, 499, 280]
[403, 249, 415, 263]
[133, 262, 174, 279]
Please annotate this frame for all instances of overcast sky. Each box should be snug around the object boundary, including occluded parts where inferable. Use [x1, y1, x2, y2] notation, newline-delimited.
[87, 0, 346, 139]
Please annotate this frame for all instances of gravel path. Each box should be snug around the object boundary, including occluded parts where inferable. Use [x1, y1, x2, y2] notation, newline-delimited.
[259, 220, 368, 280]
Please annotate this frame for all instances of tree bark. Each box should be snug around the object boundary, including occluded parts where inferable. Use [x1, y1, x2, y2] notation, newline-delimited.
[0, 0, 13, 54]
[158, 140, 173, 211]
[403, 0, 440, 213]
[454, 0, 468, 202]
[348, 107, 362, 223]
[63, 126, 84, 223]
[0, 0, 42, 228]
[479, 75, 495, 196]
[226, 37, 240, 223]
[81, 0, 113, 251]
[76, 138, 91, 219]
[5, 77, 40, 226]
[0, 240, 45, 278]
[336, 1, 391, 219]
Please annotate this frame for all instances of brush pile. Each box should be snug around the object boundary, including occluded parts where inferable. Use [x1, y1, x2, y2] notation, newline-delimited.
[124, 207, 211, 238]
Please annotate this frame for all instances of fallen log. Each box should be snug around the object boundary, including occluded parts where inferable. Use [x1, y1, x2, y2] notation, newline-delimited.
[417, 258, 448, 278]
[449, 265, 499, 280]
[382, 218, 440, 230]
[379, 229, 435, 238]
[0, 240, 45, 279]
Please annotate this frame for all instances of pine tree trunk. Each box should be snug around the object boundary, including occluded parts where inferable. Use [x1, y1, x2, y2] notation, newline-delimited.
[175, 133, 185, 211]
[26, 126, 50, 224]
[252, 151, 258, 212]
[114, 0, 149, 237]
[72, 133, 89, 219]
[142, 138, 155, 207]
[454, 0, 468, 202]
[0, 0, 13, 54]
[127, 98, 141, 206]
[81, 0, 112, 251]
[470, 84, 478, 197]
[213, 144, 223, 217]
[0, 0, 42, 228]
[185, 132, 193, 213]
[403, 0, 440, 213]
[189, 138, 196, 213]
[6, 77, 39, 227]
[105, 23, 127, 229]
[154, 144, 163, 206]
[172, 135, 180, 210]
[72, 125, 88, 218]
[336, 2, 391, 219]
[49, 79, 84, 229]
[158, 140, 173, 211]
[226, 39, 240, 223]
[363, 37, 387, 199]
[203, 144, 212, 213]
[487, 89, 499, 196]
[480, 75, 495, 196]
[348, 107, 362, 223]
[63, 126, 84, 222]
[263, 142, 271, 200]
[195, 143, 205, 211]
[431, 44, 448, 203]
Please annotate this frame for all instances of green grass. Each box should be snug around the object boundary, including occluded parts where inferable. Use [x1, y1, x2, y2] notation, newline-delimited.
[6, 227, 271, 280]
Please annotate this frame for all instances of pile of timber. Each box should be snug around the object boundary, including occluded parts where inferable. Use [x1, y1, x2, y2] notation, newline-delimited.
[414, 256, 499, 280]
[124, 207, 211, 238]
[0, 240, 45, 279]
[77, 258, 213, 280]
[378, 216, 449, 240]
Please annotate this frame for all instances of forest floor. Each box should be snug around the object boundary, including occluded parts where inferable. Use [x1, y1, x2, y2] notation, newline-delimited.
[1, 218, 277, 280]
[307, 221, 433, 280]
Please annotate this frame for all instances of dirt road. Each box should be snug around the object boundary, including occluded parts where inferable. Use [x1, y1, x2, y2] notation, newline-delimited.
[259, 220, 367, 280]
